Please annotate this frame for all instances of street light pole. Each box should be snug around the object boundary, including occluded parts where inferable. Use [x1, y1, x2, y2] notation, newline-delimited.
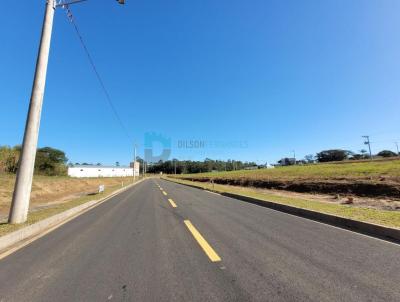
[8, 0, 55, 224]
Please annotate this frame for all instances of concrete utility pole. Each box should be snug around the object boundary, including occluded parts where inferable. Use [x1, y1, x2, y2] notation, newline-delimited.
[395, 142, 399, 156]
[133, 144, 137, 181]
[9, 0, 125, 224]
[174, 160, 177, 175]
[362, 135, 372, 159]
[292, 150, 296, 165]
[8, 0, 55, 224]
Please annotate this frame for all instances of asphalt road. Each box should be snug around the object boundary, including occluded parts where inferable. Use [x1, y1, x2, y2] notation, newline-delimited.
[0, 178, 399, 302]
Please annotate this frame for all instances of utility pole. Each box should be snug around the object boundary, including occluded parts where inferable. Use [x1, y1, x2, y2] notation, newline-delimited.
[133, 144, 137, 181]
[8, 0, 125, 224]
[8, 0, 55, 224]
[362, 135, 372, 159]
[292, 150, 296, 165]
[395, 142, 399, 156]
[174, 159, 177, 175]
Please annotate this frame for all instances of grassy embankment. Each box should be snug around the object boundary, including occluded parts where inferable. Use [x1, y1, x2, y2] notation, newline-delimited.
[0, 174, 139, 236]
[166, 177, 400, 228]
[170, 159, 400, 198]
[173, 159, 400, 182]
[167, 159, 400, 228]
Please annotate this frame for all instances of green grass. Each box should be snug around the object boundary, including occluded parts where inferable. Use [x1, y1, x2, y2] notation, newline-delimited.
[173, 159, 400, 182]
[0, 182, 135, 237]
[166, 177, 400, 229]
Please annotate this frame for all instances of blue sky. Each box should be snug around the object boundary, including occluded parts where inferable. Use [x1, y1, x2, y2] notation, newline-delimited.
[1, 0, 400, 165]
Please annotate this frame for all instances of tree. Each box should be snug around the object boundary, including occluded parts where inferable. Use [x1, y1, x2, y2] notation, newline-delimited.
[316, 149, 351, 162]
[34, 147, 68, 175]
[0, 145, 20, 173]
[377, 150, 397, 158]
[304, 154, 314, 163]
[116, 161, 120, 167]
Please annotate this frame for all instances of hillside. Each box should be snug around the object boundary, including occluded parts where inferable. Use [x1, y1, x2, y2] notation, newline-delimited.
[170, 159, 400, 198]
[0, 174, 135, 219]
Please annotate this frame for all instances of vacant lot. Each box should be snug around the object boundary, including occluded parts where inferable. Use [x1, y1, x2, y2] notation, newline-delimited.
[171, 159, 400, 199]
[0, 173, 135, 219]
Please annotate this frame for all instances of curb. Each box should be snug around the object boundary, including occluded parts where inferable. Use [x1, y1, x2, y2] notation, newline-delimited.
[0, 179, 145, 255]
[164, 178, 400, 243]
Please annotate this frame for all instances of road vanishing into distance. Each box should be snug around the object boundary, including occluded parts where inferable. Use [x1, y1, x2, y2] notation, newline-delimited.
[0, 179, 399, 301]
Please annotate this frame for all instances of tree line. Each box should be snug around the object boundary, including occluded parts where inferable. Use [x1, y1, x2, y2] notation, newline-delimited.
[279, 149, 399, 165]
[0, 145, 68, 176]
[145, 158, 258, 174]
[1, 144, 398, 176]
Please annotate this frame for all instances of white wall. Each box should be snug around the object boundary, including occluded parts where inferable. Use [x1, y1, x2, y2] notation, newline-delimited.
[68, 167, 135, 178]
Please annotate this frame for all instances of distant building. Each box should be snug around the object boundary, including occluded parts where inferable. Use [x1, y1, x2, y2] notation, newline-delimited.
[277, 158, 296, 166]
[129, 161, 140, 176]
[68, 165, 136, 178]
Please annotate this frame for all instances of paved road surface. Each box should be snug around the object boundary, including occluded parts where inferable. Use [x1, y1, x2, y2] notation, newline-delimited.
[0, 179, 399, 301]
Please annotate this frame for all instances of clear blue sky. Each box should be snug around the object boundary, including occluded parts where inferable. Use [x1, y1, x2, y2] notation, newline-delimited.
[1, 0, 400, 165]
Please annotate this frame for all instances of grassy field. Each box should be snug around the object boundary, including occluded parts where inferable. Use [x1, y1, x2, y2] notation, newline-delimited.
[0, 173, 137, 220]
[174, 159, 400, 182]
[166, 178, 400, 229]
[170, 160, 400, 198]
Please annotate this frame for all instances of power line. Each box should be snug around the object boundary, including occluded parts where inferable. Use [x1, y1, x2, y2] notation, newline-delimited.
[65, 7, 132, 141]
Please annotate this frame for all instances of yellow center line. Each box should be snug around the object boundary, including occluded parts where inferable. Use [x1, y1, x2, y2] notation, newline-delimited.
[168, 198, 177, 208]
[162, 191, 167, 196]
[183, 220, 221, 262]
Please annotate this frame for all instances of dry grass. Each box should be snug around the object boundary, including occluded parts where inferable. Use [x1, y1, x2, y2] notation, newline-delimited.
[0, 173, 137, 218]
[0, 180, 140, 236]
